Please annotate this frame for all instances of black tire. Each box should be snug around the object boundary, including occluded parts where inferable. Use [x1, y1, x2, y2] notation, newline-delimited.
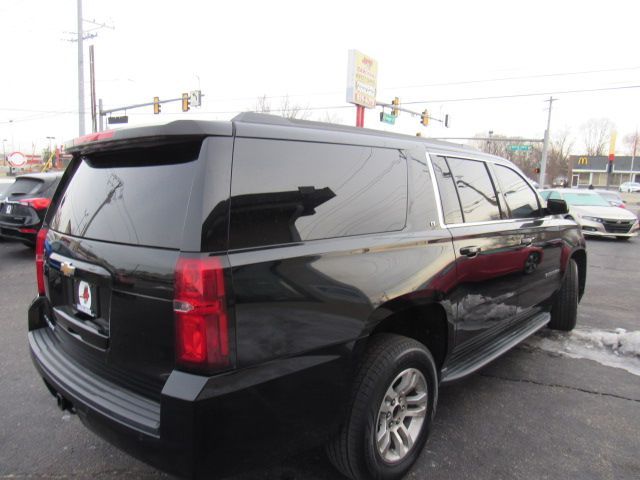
[548, 258, 579, 331]
[616, 236, 631, 241]
[326, 334, 438, 480]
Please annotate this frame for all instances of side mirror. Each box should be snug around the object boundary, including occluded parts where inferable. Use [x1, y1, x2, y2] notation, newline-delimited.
[545, 198, 568, 215]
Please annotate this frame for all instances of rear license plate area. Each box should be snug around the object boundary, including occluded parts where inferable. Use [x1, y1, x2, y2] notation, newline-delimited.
[74, 280, 99, 318]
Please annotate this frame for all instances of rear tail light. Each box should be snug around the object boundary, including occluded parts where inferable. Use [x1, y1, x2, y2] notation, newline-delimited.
[36, 228, 48, 295]
[174, 256, 231, 373]
[20, 197, 52, 211]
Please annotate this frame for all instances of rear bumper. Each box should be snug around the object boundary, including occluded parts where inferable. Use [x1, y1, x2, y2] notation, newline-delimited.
[28, 322, 192, 477]
[28, 296, 352, 479]
[0, 224, 38, 244]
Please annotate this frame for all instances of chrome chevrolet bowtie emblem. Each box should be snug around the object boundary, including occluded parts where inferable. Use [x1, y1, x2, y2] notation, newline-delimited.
[60, 262, 76, 277]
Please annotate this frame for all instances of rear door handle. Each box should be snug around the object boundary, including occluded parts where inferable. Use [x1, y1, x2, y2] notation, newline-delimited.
[521, 237, 535, 246]
[460, 246, 481, 257]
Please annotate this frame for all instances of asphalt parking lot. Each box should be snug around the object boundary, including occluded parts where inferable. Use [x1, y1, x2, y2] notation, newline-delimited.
[1, 232, 639, 479]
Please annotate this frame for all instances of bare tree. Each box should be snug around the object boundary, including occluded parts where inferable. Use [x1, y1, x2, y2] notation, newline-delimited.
[547, 128, 574, 182]
[469, 129, 573, 183]
[254, 94, 271, 114]
[623, 130, 639, 156]
[581, 118, 614, 156]
[470, 132, 513, 157]
[278, 95, 311, 120]
[470, 132, 538, 178]
[252, 94, 310, 120]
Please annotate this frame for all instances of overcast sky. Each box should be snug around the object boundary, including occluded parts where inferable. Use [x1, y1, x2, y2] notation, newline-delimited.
[1, 0, 638, 154]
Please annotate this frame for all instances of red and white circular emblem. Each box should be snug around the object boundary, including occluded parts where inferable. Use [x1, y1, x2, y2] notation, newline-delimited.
[77, 281, 92, 313]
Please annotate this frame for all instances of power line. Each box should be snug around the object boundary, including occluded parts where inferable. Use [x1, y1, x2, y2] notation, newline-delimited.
[389, 65, 640, 91]
[165, 84, 640, 115]
[206, 65, 640, 103]
[402, 84, 640, 105]
[3, 83, 639, 123]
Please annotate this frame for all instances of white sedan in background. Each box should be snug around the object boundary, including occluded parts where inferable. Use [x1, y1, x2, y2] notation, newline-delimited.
[619, 182, 640, 193]
[540, 189, 639, 241]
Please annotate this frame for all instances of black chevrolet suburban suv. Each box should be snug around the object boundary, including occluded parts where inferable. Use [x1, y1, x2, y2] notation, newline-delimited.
[28, 113, 586, 480]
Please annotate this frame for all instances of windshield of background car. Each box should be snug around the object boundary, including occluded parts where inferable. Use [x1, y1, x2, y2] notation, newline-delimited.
[563, 192, 610, 207]
[3, 177, 42, 197]
[539, 191, 551, 200]
[49, 141, 202, 249]
[598, 192, 619, 202]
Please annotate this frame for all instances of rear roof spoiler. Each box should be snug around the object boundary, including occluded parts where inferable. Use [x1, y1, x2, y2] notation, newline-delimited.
[65, 120, 232, 153]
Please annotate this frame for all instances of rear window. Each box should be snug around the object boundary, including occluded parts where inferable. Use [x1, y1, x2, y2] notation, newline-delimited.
[3, 177, 43, 197]
[50, 141, 201, 249]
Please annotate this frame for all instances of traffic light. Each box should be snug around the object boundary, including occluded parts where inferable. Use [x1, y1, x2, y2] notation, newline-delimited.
[534, 166, 541, 174]
[420, 109, 429, 127]
[444, 114, 450, 128]
[153, 97, 161, 115]
[391, 97, 400, 117]
[182, 93, 190, 112]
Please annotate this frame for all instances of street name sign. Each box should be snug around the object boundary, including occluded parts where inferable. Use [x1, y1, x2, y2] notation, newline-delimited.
[380, 112, 396, 125]
[508, 145, 532, 152]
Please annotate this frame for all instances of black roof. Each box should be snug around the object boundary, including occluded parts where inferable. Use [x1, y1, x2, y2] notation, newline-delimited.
[232, 112, 477, 151]
[66, 112, 483, 157]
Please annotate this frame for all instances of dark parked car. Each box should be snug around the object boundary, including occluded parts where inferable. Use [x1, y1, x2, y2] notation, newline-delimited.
[0, 172, 62, 246]
[28, 114, 586, 480]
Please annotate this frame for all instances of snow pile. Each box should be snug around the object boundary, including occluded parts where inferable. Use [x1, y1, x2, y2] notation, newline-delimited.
[526, 327, 640, 376]
[570, 328, 640, 359]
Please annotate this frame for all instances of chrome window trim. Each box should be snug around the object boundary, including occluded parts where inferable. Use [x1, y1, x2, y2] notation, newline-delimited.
[444, 218, 532, 229]
[425, 150, 446, 228]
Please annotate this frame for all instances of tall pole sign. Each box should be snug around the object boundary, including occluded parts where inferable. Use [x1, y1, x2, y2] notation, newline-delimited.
[346, 50, 378, 128]
[606, 130, 617, 188]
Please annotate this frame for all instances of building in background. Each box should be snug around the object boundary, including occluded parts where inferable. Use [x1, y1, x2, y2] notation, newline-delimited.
[569, 156, 640, 188]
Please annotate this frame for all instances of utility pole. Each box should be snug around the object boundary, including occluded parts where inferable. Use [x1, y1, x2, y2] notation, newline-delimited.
[98, 99, 104, 132]
[630, 129, 638, 182]
[539, 96, 557, 187]
[77, 0, 85, 136]
[89, 45, 97, 133]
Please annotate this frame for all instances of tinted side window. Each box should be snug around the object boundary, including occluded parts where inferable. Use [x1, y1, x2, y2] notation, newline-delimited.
[549, 191, 561, 200]
[493, 165, 540, 218]
[446, 157, 501, 223]
[431, 156, 463, 224]
[230, 139, 407, 249]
